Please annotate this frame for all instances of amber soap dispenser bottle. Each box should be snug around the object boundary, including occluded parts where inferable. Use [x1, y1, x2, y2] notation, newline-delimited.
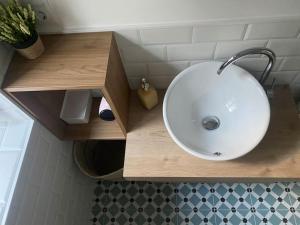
[137, 78, 158, 110]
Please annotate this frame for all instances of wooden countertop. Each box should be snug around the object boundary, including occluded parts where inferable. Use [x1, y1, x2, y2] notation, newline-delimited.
[3, 32, 112, 92]
[124, 86, 300, 181]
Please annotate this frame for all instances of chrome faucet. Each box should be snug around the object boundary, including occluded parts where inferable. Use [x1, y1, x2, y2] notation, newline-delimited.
[217, 48, 276, 86]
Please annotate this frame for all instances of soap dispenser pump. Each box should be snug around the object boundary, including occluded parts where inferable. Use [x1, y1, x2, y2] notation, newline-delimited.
[137, 78, 158, 110]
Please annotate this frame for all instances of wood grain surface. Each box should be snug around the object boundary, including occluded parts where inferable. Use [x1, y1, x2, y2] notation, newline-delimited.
[3, 32, 112, 92]
[124, 86, 300, 181]
[3, 32, 130, 140]
[103, 35, 130, 135]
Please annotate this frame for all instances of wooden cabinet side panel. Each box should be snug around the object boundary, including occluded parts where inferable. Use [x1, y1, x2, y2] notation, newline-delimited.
[10, 91, 66, 139]
[103, 34, 130, 135]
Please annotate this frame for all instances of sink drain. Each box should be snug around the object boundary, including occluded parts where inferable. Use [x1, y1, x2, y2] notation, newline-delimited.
[214, 152, 222, 156]
[202, 116, 220, 130]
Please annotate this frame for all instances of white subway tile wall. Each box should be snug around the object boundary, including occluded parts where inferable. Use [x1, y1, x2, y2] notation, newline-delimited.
[193, 24, 246, 42]
[167, 43, 216, 61]
[244, 22, 300, 40]
[4, 122, 95, 225]
[124, 63, 147, 77]
[280, 57, 300, 71]
[234, 57, 283, 73]
[268, 39, 300, 56]
[292, 73, 300, 84]
[140, 27, 192, 44]
[115, 21, 300, 100]
[214, 40, 268, 59]
[148, 61, 189, 76]
[267, 71, 299, 85]
[121, 45, 166, 62]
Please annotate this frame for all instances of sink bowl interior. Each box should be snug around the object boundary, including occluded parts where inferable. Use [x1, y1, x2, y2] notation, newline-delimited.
[163, 61, 270, 160]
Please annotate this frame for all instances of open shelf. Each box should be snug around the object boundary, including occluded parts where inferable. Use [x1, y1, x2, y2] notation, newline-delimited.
[65, 98, 125, 140]
[2, 32, 130, 140]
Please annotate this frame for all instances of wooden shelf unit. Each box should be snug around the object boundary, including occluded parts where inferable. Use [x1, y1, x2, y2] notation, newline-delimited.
[124, 86, 300, 181]
[2, 32, 130, 140]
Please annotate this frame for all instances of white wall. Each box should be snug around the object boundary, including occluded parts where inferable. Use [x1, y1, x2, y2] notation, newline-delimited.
[31, 0, 300, 100]
[113, 21, 300, 101]
[4, 121, 95, 225]
[38, 0, 300, 32]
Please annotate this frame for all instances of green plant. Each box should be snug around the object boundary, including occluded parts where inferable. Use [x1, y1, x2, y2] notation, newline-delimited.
[0, 0, 36, 45]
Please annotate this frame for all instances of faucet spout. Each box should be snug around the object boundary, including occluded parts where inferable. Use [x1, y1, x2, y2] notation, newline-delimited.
[217, 48, 276, 86]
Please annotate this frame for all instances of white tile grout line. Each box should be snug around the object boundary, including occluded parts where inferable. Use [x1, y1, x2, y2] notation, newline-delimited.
[265, 39, 271, 49]
[136, 29, 143, 45]
[242, 24, 250, 41]
[297, 29, 300, 39]
[163, 45, 168, 62]
[212, 42, 218, 60]
[191, 26, 196, 44]
[289, 73, 300, 86]
[277, 56, 287, 72]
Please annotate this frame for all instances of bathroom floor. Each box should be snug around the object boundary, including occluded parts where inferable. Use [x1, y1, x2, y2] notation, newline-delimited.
[91, 181, 300, 225]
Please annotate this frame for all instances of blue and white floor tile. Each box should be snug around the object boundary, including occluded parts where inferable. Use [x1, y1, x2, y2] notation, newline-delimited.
[91, 181, 300, 225]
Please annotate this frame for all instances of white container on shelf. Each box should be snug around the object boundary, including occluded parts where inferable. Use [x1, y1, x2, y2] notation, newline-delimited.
[60, 90, 92, 124]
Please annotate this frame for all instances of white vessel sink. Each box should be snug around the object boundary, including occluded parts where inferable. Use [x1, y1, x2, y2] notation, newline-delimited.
[163, 61, 270, 160]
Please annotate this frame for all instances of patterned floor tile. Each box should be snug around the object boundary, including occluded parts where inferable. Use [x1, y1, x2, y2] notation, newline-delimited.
[90, 181, 300, 225]
[287, 182, 300, 210]
[176, 182, 213, 210]
[178, 209, 216, 225]
[249, 183, 291, 211]
[294, 211, 300, 225]
[97, 206, 178, 225]
[214, 209, 256, 225]
[211, 183, 252, 210]
[254, 209, 297, 225]
[221, 210, 253, 224]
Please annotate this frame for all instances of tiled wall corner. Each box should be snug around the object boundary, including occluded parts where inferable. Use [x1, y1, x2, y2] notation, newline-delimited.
[114, 30, 141, 46]
[4, 122, 95, 225]
[115, 21, 300, 100]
